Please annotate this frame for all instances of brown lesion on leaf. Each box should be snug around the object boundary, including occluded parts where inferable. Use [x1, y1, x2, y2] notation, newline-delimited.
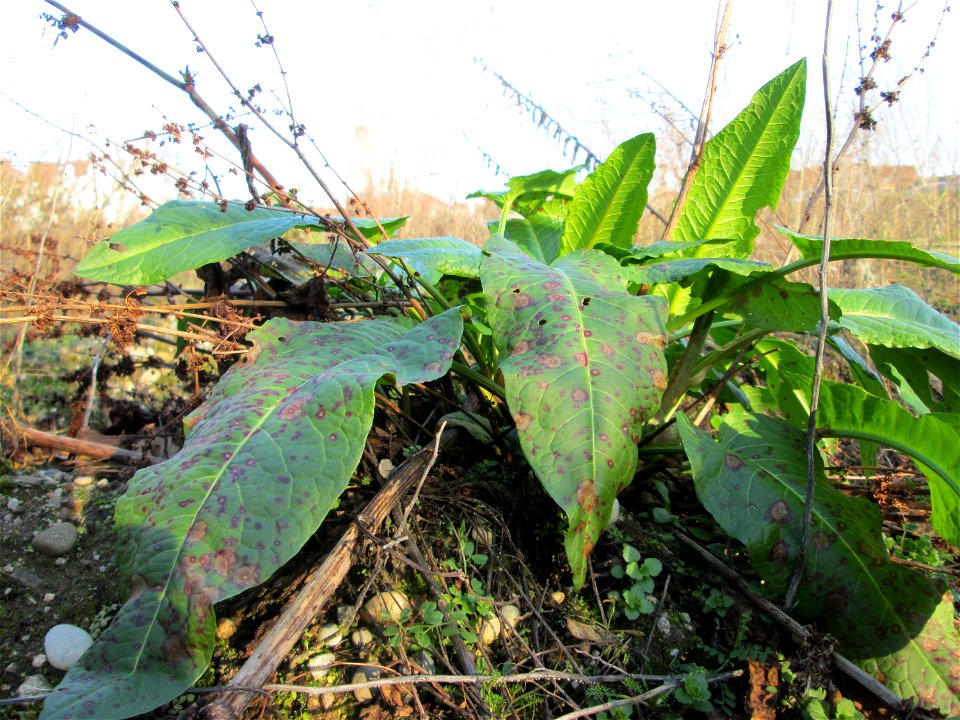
[576, 480, 596, 514]
[536, 353, 563, 368]
[766, 499, 792, 525]
[723, 453, 744, 470]
[769, 540, 790, 564]
[514, 411, 533, 431]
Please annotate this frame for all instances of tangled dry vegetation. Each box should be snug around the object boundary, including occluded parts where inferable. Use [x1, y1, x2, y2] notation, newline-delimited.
[1, 2, 958, 720]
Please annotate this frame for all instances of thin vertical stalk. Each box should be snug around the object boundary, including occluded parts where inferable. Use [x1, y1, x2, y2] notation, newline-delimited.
[661, 0, 733, 240]
[785, 0, 836, 611]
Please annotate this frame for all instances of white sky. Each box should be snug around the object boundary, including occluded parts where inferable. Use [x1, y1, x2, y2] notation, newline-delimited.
[1, 0, 957, 206]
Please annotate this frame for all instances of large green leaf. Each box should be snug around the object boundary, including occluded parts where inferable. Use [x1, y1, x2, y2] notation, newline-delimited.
[780, 228, 960, 274]
[857, 592, 960, 717]
[677, 412, 959, 713]
[41, 310, 463, 719]
[471, 167, 580, 216]
[722, 275, 838, 333]
[75, 201, 327, 284]
[768, 342, 960, 546]
[286, 240, 380, 278]
[559, 132, 656, 255]
[495, 216, 565, 265]
[480, 235, 667, 587]
[623, 257, 771, 285]
[74, 200, 407, 285]
[367, 236, 483, 284]
[868, 345, 959, 414]
[672, 60, 806, 257]
[830, 285, 960, 359]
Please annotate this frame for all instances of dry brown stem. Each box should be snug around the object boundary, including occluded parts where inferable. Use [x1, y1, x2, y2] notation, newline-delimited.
[661, 0, 733, 240]
[10, 424, 160, 465]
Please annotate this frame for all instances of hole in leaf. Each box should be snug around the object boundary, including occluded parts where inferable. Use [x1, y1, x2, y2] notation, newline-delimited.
[512, 287, 522, 294]
[277, 336, 288, 343]
[582, 297, 592, 307]
[538, 319, 547, 326]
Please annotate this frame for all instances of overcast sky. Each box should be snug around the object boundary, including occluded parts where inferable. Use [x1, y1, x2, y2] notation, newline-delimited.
[2, 0, 956, 205]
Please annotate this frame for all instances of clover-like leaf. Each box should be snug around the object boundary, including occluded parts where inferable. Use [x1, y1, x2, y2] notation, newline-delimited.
[41, 309, 463, 719]
[481, 235, 667, 587]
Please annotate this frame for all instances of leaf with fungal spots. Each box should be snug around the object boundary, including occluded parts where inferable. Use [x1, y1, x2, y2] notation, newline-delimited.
[677, 411, 959, 714]
[481, 235, 667, 588]
[41, 309, 463, 720]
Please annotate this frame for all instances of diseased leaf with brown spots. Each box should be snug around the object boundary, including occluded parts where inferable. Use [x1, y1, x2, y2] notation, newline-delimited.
[41, 310, 463, 720]
[481, 234, 667, 588]
[677, 411, 959, 715]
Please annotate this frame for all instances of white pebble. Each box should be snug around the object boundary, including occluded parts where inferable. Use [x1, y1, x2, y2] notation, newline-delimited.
[307, 652, 336, 679]
[317, 623, 344, 648]
[31, 654, 46, 668]
[44, 624, 94, 670]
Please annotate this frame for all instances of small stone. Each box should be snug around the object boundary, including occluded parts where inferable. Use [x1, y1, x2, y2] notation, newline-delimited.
[320, 692, 336, 710]
[13, 474, 43, 488]
[95, 479, 109, 489]
[32, 522, 78, 556]
[43, 593, 55, 604]
[351, 628, 374, 646]
[44, 624, 94, 670]
[500, 604, 522, 628]
[477, 616, 502, 644]
[6, 497, 21, 512]
[17, 674, 51, 697]
[377, 458, 395, 478]
[362, 591, 410, 625]
[550, 591, 566, 606]
[215, 618, 237, 641]
[656, 615, 672, 635]
[73, 476, 94, 487]
[307, 652, 336, 679]
[351, 668, 380, 703]
[31, 654, 46, 668]
[317, 623, 343, 648]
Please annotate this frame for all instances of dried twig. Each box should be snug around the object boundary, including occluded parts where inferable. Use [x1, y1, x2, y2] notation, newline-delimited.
[661, 0, 733, 240]
[552, 669, 742, 720]
[10, 424, 161, 465]
[261, 667, 736, 696]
